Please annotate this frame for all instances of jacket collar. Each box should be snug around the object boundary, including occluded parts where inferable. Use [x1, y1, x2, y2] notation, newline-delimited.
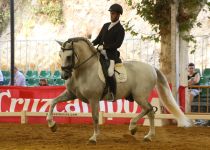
[107, 21, 120, 31]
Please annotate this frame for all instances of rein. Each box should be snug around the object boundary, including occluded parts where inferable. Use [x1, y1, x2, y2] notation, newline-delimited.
[61, 41, 99, 70]
[74, 51, 99, 69]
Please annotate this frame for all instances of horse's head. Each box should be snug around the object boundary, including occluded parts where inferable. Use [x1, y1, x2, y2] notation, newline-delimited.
[56, 37, 97, 80]
[57, 40, 75, 80]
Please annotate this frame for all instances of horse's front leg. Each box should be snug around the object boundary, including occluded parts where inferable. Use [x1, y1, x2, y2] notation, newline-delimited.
[88, 99, 99, 144]
[46, 90, 72, 132]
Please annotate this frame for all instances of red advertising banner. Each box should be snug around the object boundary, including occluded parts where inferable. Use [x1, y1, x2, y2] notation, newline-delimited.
[0, 86, 184, 124]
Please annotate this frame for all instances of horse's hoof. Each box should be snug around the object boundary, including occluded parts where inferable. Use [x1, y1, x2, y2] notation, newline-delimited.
[50, 123, 57, 132]
[130, 127, 138, 135]
[143, 136, 152, 142]
[87, 139, 97, 145]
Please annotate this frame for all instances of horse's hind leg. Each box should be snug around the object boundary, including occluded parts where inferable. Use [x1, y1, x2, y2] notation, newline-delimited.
[129, 99, 155, 141]
[144, 110, 155, 141]
[129, 108, 149, 135]
[46, 90, 72, 132]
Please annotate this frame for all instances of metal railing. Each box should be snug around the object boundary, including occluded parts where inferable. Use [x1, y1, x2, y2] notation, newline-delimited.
[0, 40, 60, 72]
[0, 35, 209, 71]
[188, 35, 210, 72]
[0, 39, 160, 71]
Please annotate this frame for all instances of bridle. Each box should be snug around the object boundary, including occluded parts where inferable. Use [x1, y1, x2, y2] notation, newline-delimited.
[61, 40, 99, 72]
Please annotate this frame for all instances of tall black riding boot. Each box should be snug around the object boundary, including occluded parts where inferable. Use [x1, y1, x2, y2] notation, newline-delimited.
[107, 76, 116, 100]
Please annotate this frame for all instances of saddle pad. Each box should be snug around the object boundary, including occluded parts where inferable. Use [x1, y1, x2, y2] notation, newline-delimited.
[98, 62, 127, 83]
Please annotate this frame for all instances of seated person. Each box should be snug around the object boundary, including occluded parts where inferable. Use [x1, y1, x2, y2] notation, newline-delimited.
[188, 63, 200, 107]
[39, 78, 48, 86]
[188, 63, 205, 125]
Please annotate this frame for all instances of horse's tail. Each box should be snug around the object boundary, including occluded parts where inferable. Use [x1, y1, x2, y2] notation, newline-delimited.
[155, 68, 193, 127]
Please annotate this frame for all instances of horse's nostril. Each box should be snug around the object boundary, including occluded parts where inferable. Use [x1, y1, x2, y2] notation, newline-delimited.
[61, 73, 71, 80]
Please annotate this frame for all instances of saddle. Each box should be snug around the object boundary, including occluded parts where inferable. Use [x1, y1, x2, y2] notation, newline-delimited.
[98, 55, 127, 100]
[98, 56, 127, 83]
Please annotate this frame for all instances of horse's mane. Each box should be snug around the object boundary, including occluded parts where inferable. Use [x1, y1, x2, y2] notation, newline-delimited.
[67, 37, 96, 52]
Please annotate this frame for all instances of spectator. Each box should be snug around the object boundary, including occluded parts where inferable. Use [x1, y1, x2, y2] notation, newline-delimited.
[188, 63, 200, 106]
[39, 78, 48, 86]
[187, 63, 206, 125]
[13, 66, 26, 86]
[0, 70, 4, 85]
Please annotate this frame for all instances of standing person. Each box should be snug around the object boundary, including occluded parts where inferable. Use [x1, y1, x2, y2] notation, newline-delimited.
[0, 70, 4, 85]
[92, 3, 125, 99]
[13, 66, 26, 86]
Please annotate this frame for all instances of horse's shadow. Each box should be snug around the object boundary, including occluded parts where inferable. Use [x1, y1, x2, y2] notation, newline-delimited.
[122, 134, 137, 141]
[108, 134, 138, 144]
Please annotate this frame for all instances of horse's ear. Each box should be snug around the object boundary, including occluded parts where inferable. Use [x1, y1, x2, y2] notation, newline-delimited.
[55, 40, 63, 46]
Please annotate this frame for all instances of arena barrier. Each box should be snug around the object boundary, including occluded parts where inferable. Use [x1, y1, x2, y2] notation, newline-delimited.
[1, 110, 210, 126]
[189, 85, 210, 113]
[0, 86, 210, 126]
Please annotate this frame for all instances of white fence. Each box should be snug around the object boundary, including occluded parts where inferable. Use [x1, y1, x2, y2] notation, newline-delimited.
[1, 111, 210, 126]
[1, 98, 210, 126]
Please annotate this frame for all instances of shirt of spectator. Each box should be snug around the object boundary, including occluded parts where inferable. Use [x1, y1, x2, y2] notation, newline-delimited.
[0, 70, 4, 85]
[14, 67, 26, 86]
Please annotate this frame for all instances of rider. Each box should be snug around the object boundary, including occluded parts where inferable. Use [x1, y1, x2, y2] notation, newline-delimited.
[92, 3, 125, 99]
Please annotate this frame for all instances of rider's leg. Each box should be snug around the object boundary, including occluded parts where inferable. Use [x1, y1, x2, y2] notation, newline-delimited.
[107, 59, 116, 100]
[108, 60, 115, 77]
[107, 76, 116, 99]
[100, 50, 115, 76]
[104, 51, 117, 100]
[115, 51, 122, 63]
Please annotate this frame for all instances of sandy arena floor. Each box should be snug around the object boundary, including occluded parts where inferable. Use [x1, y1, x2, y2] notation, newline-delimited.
[0, 123, 210, 150]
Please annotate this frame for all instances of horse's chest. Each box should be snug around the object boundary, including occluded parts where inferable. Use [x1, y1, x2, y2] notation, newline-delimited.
[69, 75, 101, 99]
[77, 86, 93, 96]
[69, 82, 88, 99]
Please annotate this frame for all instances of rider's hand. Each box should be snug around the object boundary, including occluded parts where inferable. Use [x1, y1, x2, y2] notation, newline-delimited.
[98, 45, 103, 51]
[101, 49, 106, 56]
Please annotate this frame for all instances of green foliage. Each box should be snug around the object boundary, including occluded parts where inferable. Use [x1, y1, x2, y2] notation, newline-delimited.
[136, 0, 171, 32]
[122, 20, 161, 42]
[141, 34, 160, 43]
[125, 0, 132, 6]
[181, 34, 197, 52]
[125, 0, 208, 43]
[189, 42, 197, 54]
[126, 0, 171, 42]
[196, 22, 202, 27]
[182, 34, 196, 43]
[0, 1, 9, 35]
[122, 20, 138, 37]
[33, 0, 63, 24]
[178, 0, 203, 33]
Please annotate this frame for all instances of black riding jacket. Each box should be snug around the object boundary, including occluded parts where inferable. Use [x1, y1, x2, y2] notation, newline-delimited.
[92, 22, 125, 61]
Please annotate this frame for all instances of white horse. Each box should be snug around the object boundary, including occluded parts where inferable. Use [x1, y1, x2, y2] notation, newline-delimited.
[47, 37, 192, 143]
